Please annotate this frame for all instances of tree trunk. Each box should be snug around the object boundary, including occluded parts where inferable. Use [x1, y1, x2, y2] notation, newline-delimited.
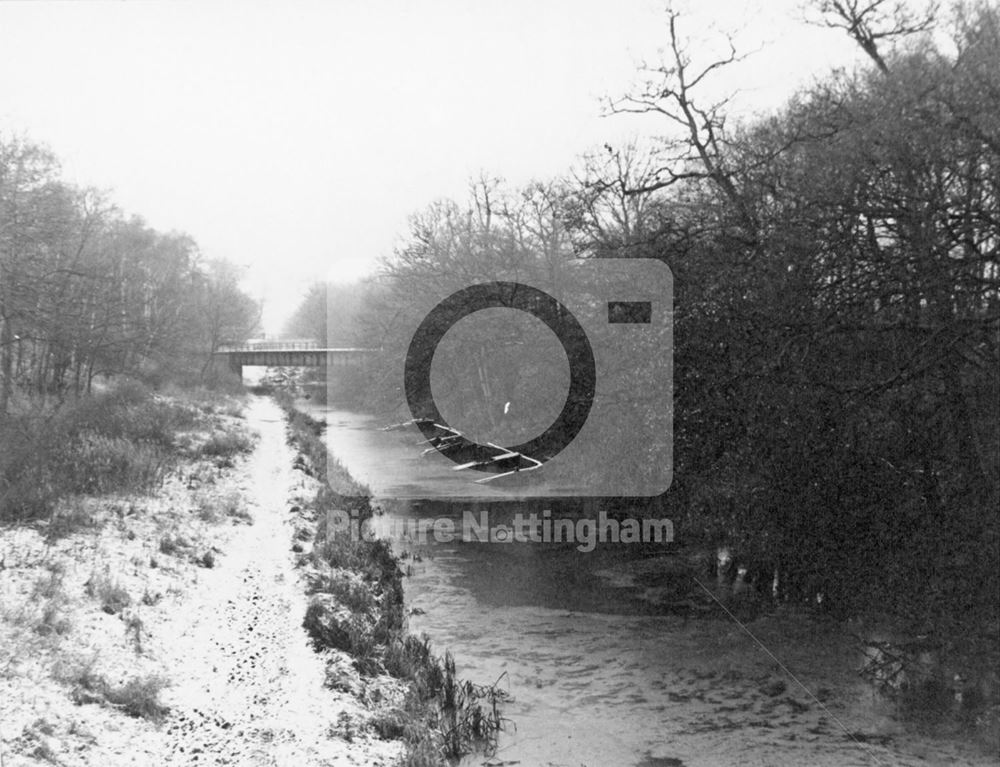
[0, 316, 11, 415]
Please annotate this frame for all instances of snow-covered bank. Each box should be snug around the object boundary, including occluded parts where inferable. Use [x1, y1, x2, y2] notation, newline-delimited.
[0, 395, 400, 766]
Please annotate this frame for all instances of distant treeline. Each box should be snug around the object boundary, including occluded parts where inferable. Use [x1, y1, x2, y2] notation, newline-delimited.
[290, 3, 999, 634]
[0, 136, 259, 411]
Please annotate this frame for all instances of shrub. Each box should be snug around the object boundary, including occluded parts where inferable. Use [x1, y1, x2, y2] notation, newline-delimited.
[195, 490, 252, 524]
[84, 570, 131, 615]
[161, 384, 244, 415]
[401, 736, 447, 767]
[198, 429, 255, 459]
[323, 654, 362, 695]
[218, 400, 245, 419]
[0, 416, 65, 519]
[46, 499, 98, 540]
[195, 495, 221, 523]
[383, 635, 439, 689]
[31, 565, 72, 636]
[36, 599, 72, 637]
[303, 595, 357, 654]
[307, 569, 377, 614]
[63, 662, 170, 722]
[105, 675, 170, 720]
[0, 382, 205, 521]
[123, 611, 145, 654]
[332, 710, 356, 742]
[159, 533, 190, 555]
[435, 653, 509, 759]
[20, 719, 60, 763]
[62, 434, 167, 495]
[61, 381, 199, 447]
[370, 707, 407, 740]
[32, 564, 67, 600]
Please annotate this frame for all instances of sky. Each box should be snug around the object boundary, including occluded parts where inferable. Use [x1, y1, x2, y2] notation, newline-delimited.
[0, 0, 877, 334]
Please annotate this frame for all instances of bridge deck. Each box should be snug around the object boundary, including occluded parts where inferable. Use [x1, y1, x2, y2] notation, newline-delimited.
[216, 345, 376, 372]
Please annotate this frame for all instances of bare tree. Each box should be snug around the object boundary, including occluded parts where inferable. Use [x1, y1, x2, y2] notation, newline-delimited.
[607, 10, 756, 235]
[567, 141, 669, 257]
[806, 0, 938, 73]
[0, 133, 261, 407]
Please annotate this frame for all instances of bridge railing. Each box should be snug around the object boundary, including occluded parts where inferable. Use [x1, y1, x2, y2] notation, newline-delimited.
[217, 345, 379, 354]
[217, 340, 321, 352]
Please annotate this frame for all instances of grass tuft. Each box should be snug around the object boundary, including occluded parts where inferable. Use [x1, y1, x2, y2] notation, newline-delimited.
[46, 499, 99, 540]
[58, 657, 170, 722]
[198, 429, 256, 459]
[84, 570, 131, 615]
[105, 675, 171, 721]
[195, 489, 252, 524]
[159, 532, 191, 555]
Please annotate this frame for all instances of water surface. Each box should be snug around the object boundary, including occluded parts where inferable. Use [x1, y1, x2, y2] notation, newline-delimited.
[308, 401, 994, 767]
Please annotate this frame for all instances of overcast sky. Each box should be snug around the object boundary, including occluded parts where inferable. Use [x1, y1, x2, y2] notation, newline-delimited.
[0, 0, 873, 333]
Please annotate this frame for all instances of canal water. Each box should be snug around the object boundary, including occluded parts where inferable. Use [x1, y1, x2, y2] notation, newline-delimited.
[304, 401, 994, 767]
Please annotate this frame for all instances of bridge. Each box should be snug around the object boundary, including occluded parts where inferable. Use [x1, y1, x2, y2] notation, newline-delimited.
[216, 340, 377, 376]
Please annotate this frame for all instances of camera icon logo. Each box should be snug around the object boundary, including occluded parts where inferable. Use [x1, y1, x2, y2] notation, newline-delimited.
[400, 257, 672, 498]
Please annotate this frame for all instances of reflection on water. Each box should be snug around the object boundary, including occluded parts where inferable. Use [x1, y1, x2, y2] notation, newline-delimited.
[307, 401, 993, 767]
[319, 408, 594, 498]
